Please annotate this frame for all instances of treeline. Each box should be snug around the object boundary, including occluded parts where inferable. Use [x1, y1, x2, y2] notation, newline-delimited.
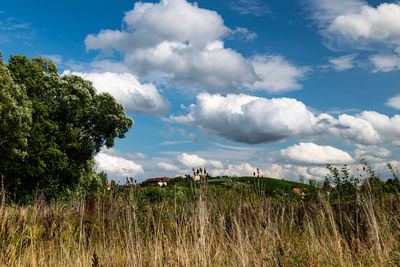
[0, 53, 133, 202]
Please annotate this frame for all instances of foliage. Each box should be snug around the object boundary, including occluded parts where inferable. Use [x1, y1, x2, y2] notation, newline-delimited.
[386, 162, 400, 192]
[0, 54, 133, 201]
[324, 164, 359, 199]
[0, 60, 31, 176]
[321, 161, 400, 201]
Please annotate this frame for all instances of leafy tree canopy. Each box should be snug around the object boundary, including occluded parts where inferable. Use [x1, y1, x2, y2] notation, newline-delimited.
[0, 54, 133, 201]
[0, 56, 31, 169]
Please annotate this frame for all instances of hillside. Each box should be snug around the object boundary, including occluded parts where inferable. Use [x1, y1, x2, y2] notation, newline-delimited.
[136, 176, 311, 202]
[206, 176, 308, 190]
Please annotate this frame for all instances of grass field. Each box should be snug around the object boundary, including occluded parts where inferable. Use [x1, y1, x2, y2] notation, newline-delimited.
[1, 176, 400, 266]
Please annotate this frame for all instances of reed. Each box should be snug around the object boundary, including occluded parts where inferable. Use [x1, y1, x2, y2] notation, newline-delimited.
[0, 185, 399, 266]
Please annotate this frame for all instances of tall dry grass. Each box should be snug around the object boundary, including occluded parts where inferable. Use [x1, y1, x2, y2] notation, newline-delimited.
[0, 186, 400, 266]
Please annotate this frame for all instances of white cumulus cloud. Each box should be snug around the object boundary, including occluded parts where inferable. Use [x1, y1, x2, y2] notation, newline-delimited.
[308, 0, 400, 73]
[64, 71, 169, 115]
[355, 144, 392, 162]
[370, 53, 400, 72]
[308, 0, 365, 26]
[170, 93, 400, 146]
[95, 150, 144, 179]
[212, 163, 258, 177]
[207, 159, 224, 169]
[210, 162, 330, 180]
[278, 142, 354, 165]
[310, 1, 400, 57]
[178, 153, 207, 168]
[327, 3, 400, 44]
[177, 153, 223, 169]
[158, 162, 180, 172]
[387, 94, 400, 110]
[85, 0, 305, 93]
[249, 55, 307, 93]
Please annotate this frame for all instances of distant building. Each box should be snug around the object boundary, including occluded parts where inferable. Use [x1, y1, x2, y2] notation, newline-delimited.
[193, 175, 201, 181]
[142, 177, 170, 186]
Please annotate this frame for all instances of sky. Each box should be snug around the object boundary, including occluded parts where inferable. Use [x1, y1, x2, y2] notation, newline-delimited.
[1, 0, 400, 182]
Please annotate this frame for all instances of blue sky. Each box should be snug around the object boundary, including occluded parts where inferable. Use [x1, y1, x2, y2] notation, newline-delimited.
[2, 0, 400, 182]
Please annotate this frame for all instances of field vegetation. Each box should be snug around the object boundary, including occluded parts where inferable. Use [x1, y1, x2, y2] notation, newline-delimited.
[1, 163, 400, 266]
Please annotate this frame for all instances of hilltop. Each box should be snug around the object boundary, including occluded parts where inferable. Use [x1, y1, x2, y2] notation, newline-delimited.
[139, 175, 309, 191]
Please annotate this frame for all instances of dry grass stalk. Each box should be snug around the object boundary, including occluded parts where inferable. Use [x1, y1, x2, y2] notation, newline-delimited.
[0, 187, 399, 266]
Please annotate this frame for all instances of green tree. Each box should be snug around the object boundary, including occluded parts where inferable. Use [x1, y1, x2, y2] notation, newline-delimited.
[0, 59, 31, 180]
[2, 55, 133, 200]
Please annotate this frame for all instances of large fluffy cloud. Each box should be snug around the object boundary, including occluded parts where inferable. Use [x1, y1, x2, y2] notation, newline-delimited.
[170, 93, 400, 145]
[95, 149, 144, 179]
[278, 142, 353, 165]
[158, 161, 180, 172]
[309, 0, 400, 71]
[354, 144, 393, 162]
[248, 55, 307, 92]
[327, 3, 400, 44]
[212, 163, 257, 177]
[308, 0, 365, 26]
[171, 93, 319, 144]
[85, 0, 304, 93]
[64, 71, 169, 115]
[178, 153, 207, 168]
[177, 153, 223, 169]
[88, 0, 228, 49]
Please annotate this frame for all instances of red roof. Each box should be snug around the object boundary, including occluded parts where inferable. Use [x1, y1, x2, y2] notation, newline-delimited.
[292, 187, 308, 196]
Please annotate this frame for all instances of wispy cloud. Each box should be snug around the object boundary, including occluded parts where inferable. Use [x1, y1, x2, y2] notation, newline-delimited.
[41, 54, 63, 65]
[328, 54, 357, 71]
[160, 140, 193, 146]
[160, 127, 198, 143]
[230, 0, 271, 17]
[0, 17, 35, 43]
[214, 143, 258, 152]
[229, 27, 257, 42]
[0, 22, 30, 31]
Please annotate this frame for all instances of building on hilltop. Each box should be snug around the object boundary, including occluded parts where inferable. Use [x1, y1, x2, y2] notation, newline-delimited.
[292, 187, 308, 197]
[142, 177, 170, 186]
[193, 175, 201, 181]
